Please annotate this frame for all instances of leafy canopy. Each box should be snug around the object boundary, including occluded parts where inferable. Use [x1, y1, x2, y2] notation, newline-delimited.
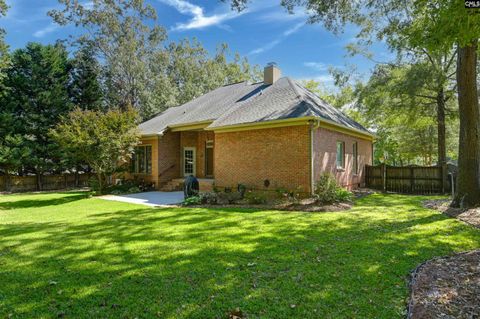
[50, 107, 140, 193]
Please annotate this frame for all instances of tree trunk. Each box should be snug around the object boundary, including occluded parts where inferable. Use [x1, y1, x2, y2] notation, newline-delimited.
[436, 89, 447, 166]
[74, 165, 80, 188]
[452, 41, 480, 208]
[436, 89, 448, 193]
[96, 172, 104, 194]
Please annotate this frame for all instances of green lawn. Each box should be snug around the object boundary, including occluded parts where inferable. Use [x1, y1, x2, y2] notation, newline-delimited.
[0, 192, 479, 318]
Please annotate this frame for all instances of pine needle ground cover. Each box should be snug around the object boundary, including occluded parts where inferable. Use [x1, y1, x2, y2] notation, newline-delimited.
[1, 192, 479, 318]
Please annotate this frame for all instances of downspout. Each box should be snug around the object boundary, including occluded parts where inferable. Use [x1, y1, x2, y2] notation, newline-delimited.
[309, 119, 320, 195]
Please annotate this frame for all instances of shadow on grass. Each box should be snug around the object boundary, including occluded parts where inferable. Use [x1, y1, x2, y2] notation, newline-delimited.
[0, 193, 87, 210]
[0, 194, 478, 319]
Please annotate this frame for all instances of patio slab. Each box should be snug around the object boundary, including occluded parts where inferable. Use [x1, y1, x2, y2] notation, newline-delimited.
[100, 191, 184, 207]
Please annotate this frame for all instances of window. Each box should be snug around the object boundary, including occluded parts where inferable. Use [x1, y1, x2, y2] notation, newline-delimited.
[336, 141, 345, 169]
[353, 142, 358, 174]
[131, 145, 152, 174]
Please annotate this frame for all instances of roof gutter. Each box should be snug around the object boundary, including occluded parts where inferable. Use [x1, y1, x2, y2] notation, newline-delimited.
[139, 130, 166, 138]
[206, 116, 317, 133]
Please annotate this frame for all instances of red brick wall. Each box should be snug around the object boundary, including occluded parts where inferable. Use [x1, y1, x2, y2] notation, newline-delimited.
[312, 127, 373, 189]
[157, 131, 181, 187]
[179, 131, 215, 178]
[214, 125, 311, 192]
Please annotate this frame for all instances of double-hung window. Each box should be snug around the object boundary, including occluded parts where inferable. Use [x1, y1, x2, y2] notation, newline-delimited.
[336, 141, 345, 169]
[131, 145, 152, 174]
[353, 142, 358, 174]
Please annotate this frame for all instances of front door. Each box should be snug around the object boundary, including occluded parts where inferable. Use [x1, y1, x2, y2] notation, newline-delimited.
[183, 147, 196, 176]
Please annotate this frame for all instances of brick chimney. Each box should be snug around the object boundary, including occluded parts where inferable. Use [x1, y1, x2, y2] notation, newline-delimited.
[264, 62, 281, 85]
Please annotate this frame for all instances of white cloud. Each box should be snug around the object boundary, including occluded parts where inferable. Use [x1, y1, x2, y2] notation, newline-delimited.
[311, 74, 334, 83]
[296, 74, 336, 90]
[256, 9, 307, 24]
[158, 0, 243, 31]
[249, 22, 304, 55]
[303, 62, 329, 71]
[33, 23, 59, 38]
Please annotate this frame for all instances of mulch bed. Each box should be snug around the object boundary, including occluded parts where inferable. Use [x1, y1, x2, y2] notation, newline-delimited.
[408, 250, 480, 319]
[188, 198, 353, 212]
[186, 189, 376, 212]
[423, 199, 480, 229]
[409, 200, 480, 318]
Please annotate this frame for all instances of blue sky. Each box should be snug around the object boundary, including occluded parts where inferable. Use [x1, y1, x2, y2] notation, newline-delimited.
[0, 0, 389, 87]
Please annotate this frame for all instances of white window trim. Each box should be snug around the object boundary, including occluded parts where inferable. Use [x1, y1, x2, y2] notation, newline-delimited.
[183, 147, 196, 177]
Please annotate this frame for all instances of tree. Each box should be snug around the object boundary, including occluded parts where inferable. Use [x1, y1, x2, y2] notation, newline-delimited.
[161, 40, 260, 108]
[51, 107, 140, 194]
[0, 0, 8, 78]
[355, 63, 459, 165]
[49, 0, 166, 119]
[1, 42, 72, 189]
[301, 79, 355, 108]
[69, 45, 103, 110]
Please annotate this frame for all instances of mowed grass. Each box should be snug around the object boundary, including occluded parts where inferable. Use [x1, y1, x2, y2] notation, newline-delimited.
[0, 192, 479, 318]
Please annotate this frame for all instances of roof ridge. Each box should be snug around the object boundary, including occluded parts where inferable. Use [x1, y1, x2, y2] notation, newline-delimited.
[222, 80, 247, 87]
[285, 77, 303, 99]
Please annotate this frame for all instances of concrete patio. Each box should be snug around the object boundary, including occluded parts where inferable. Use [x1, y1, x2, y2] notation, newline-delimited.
[100, 191, 184, 207]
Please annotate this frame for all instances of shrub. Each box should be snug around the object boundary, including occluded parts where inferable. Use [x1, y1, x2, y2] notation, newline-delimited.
[335, 188, 353, 202]
[244, 190, 267, 204]
[217, 191, 242, 205]
[200, 192, 218, 204]
[101, 180, 145, 195]
[314, 173, 353, 204]
[276, 187, 302, 203]
[182, 196, 201, 206]
[88, 177, 101, 193]
[314, 173, 338, 203]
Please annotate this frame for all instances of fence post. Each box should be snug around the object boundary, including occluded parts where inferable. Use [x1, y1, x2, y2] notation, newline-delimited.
[410, 167, 414, 193]
[381, 163, 386, 192]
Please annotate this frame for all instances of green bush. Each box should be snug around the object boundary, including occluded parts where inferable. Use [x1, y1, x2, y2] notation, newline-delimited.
[88, 177, 101, 193]
[101, 180, 144, 195]
[217, 191, 242, 204]
[182, 196, 201, 206]
[275, 187, 302, 203]
[314, 173, 353, 204]
[200, 192, 218, 204]
[314, 174, 338, 203]
[244, 190, 267, 204]
[335, 188, 353, 202]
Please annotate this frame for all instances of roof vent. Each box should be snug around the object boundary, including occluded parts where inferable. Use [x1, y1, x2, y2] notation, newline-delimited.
[264, 62, 281, 85]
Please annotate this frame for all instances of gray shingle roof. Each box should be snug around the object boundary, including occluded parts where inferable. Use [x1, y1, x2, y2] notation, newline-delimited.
[138, 77, 372, 136]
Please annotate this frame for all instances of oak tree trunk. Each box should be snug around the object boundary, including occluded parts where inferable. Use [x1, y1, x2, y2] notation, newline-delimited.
[452, 40, 480, 208]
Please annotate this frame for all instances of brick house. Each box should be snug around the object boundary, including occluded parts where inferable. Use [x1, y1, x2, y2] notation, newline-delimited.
[128, 63, 374, 193]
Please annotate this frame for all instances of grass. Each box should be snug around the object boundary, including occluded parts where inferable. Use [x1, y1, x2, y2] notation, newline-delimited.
[0, 192, 479, 319]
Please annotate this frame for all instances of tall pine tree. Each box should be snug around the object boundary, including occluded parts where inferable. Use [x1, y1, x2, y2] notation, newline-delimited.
[69, 45, 103, 110]
[2, 42, 72, 189]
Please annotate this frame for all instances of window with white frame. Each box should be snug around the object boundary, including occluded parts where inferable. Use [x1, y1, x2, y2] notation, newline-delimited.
[336, 141, 345, 169]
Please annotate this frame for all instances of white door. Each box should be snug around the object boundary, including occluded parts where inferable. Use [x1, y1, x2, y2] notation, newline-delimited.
[183, 147, 196, 176]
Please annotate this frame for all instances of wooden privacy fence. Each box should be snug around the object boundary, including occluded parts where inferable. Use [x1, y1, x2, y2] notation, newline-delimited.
[0, 173, 94, 193]
[365, 164, 450, 194]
